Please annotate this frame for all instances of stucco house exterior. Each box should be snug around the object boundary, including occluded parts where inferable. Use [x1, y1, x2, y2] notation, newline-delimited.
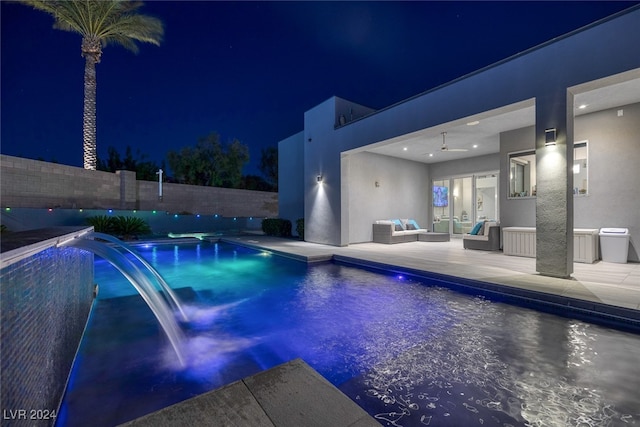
[278, 6, 640, 278]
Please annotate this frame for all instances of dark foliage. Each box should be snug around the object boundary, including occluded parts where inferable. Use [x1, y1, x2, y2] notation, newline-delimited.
[97, 146, 164, 181]
[295, 218, 304, 240]
[259, 146, 278, 190]
[87, 215, 151, 238]
[262, 218, 292, 237]
[167, 132, 249, 188]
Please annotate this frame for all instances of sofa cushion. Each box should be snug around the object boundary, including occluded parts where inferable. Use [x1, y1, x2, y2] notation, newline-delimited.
[392, 219, 404, 231]
[470, 222, 483, 235]
[376, 220, 394, 225]
[393, 230, 417, 236]
[463, 234, 489, 241]
[408, 219, 421, 230]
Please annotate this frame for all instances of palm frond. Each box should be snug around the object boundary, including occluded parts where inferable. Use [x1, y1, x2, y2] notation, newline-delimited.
[99, 14, 164, 51]
[19, 0, 163, 51]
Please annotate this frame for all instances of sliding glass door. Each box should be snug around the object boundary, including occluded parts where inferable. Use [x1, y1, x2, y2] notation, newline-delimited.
[452, 176, 473, 235]
[432, 173, 499, 234]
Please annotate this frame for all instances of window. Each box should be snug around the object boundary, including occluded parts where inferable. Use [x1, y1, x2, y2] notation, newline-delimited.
[508, 151, 536, 198]
[573, 141, 588, 196]
[508, 142, 588, 199]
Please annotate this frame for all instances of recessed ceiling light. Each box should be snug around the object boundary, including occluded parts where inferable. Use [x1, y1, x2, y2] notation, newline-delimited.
[473, 144, 478, 148]
[578, 104, 588, 109]
[429, 153, 434, 157]
[403, 147, 408, 151]
[466, 120, 480, 126]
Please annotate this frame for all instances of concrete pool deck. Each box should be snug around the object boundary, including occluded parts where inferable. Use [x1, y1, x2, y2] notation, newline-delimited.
[121, 358, 379, 427]
[221, 235, 640, 323]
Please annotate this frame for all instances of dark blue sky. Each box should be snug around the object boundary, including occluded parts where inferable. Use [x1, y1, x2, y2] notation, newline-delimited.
[2, 1, 637, 176]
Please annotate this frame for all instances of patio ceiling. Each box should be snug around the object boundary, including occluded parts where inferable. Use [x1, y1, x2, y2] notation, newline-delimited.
[361, 70, 640, 165]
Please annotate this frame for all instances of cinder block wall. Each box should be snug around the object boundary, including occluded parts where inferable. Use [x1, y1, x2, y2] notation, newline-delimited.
[1, 155, 278, 218]
[136, 180, 278, 218]
[0, 244, 94, 425]
[1, 155, 120, 209]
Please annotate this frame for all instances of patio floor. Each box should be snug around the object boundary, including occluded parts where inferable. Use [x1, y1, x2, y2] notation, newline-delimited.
[221, 235, 640, 323]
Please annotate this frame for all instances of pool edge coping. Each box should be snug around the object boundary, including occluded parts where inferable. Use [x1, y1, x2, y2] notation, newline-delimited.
[332, 254, 640, 332]
[223, 237, 640, 332]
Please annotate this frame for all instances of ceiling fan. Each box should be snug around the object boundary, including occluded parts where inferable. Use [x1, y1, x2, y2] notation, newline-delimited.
[440, 132, 468, 152]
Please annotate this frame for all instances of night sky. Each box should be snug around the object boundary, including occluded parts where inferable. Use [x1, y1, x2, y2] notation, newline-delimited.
[2, 1, 637, 176]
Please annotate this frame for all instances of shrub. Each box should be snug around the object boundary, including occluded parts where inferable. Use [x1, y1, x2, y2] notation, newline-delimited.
[112, 216, 151, 238]
[86, 215, 115, 233]
[262, 218, 292, 237]
[86, 215, 151, 239]
[0, 224, 8, 234]
[295, 218, 304, 240]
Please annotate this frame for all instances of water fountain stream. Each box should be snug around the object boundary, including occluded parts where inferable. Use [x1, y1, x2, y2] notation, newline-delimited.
[85, 232, 188, 321]
[61, 237, 186, 366]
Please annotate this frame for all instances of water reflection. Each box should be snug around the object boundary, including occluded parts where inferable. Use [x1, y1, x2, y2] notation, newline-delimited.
[340, 296, 638, 427]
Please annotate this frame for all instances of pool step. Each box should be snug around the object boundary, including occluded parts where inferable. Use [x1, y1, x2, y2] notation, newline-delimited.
[118, 358, 379, 427]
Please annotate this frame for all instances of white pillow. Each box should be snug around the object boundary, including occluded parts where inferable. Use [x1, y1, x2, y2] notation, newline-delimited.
[376, 220, 394, 225]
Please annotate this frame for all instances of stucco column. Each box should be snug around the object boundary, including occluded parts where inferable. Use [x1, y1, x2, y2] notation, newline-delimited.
[535, 92, 574, 278]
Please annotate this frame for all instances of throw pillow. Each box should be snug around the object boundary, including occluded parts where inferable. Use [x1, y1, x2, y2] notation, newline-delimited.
[395, 224, 404, 231]
[406, 223, 417, 230]
[409, 219, 421, 230]
[470, 222, 483, 235]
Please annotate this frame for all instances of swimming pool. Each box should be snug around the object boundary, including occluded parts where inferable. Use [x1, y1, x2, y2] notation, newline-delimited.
[58, 242, 640, 426]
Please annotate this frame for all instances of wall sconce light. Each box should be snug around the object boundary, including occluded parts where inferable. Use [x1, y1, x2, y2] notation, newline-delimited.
[316, 175, 323, 183]
[545, 128, 557, 146]
[375, 181, 380, 187]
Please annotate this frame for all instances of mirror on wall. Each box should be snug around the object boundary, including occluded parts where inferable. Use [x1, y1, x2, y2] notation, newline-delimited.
[509, 151, 536, 198]
[475, 174, 498, 222]
[573, 141, 588, 196]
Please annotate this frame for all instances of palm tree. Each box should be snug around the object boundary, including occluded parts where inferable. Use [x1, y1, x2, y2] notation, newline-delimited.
[21, 0, 163, 170]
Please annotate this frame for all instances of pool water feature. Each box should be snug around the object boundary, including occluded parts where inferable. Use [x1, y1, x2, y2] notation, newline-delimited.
[63, 237, 187, 365]
[58, 242, 640, 427]
[83, 232, 188, 321]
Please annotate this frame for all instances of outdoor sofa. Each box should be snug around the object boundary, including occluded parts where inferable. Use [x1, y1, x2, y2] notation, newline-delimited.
[373, 219, 450, 244]
[462, 221, 501, 250]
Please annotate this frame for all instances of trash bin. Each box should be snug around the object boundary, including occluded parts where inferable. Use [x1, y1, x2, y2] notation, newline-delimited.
[599, 228, 630, 263]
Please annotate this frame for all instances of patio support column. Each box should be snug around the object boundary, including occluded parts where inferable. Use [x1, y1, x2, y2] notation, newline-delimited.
[535, 91, 574, 278]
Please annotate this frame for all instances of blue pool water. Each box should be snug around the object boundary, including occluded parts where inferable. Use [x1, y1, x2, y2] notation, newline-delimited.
[58, 242, 640, 426]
